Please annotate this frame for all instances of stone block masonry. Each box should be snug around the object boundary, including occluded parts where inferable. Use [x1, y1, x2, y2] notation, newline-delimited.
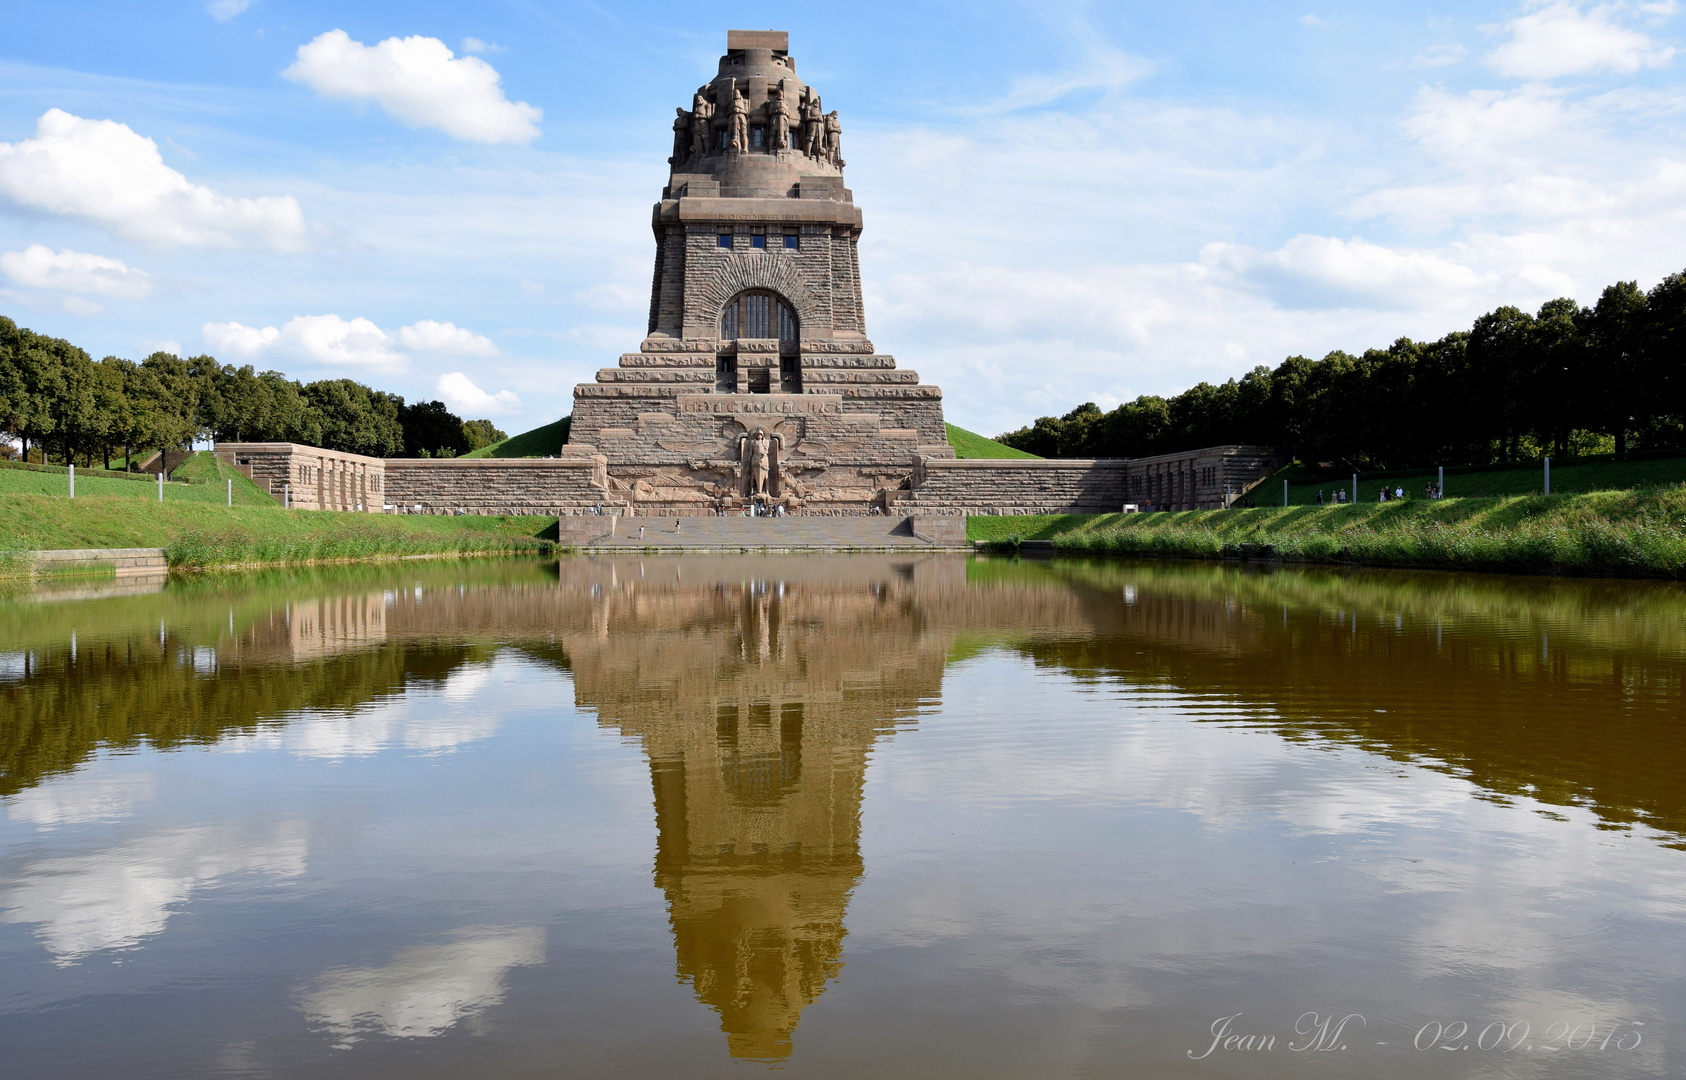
[215, 443, 384, 512]
[904, 446, 1289, 515]
[382, 458, 609, 516]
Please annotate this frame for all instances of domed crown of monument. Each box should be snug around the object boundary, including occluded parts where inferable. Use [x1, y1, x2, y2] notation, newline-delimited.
[666, 30, 845, 199]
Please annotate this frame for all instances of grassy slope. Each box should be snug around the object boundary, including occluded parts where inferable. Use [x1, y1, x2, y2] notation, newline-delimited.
[967, 486, 1686, 578]
[463, 416, 571, 458]
[946, 423, 1039, 459]
[1270, 452, 1686, 504]
[0, 453, 275, 506]
[0, 494, 556, 569]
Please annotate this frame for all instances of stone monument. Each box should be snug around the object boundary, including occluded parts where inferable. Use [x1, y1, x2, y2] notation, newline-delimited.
[565, 29, 952, 515]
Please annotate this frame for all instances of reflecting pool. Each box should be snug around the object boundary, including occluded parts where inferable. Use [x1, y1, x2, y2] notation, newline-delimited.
[1, 555, 1683, 1078]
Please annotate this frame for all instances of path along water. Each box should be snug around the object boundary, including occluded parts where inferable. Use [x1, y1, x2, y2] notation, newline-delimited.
[1, 555, 1682, 1078]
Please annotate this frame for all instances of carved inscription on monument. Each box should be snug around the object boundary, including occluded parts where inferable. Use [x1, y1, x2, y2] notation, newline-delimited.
[676, 394, 843, 416]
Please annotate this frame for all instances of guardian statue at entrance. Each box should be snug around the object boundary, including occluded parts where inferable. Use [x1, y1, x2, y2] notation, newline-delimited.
[741, 427, 774, 496]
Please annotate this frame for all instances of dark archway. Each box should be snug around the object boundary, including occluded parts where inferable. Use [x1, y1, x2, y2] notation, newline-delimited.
[718, 290, 800, 393]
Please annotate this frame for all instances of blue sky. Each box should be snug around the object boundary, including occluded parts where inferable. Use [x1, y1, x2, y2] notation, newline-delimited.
[1, 1, 1683, 436]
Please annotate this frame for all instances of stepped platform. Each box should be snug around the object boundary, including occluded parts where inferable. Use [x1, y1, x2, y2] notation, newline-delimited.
[554, 514, 967, 552]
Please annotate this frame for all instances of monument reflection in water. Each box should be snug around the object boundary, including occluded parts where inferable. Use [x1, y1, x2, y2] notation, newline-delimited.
[1, 555, 1684, 1077]
[564, 559, 944, 1058]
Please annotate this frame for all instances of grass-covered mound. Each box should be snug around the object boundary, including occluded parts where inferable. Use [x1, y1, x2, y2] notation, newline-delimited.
[463, 416, 571, 458]
[946, 423, 1039, 459]
[0, 494, 556, 571]
[969, 486, 1686, 578]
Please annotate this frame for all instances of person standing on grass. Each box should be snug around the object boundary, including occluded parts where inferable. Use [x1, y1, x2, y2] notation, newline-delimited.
[1317, 490, 1324, 505]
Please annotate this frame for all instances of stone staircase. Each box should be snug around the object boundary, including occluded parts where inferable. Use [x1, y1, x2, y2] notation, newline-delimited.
[564, 514, 967, 551]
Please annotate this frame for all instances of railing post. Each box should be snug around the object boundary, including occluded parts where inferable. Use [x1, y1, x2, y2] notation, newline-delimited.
[157, 469, 163, 502]
[1352, 473, 1358, 505]
[1283, 478, 1288, 507]
[1544, 456, 1551, 495]
[68, 463, 74, 499]
[227, 478, 233, 507]
[1438, 465, 1444, 499]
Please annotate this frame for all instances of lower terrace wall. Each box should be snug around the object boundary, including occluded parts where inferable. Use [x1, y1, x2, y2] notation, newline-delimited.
[905, 445, 1287, 515]
[216, 443, 384, 512]
[383, 457, 608, 516]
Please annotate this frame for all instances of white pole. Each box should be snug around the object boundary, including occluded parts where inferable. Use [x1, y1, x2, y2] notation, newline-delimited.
[227, 478, 232, 507]
[1438, 465, 1444, 499]
[1283, 478, 1288, 507]
[68, 463, 74, 499]
[157, 468, 163, 502]
[1352, 473, 1358, 505]
[1544, 456, 1551, 495]
[284, 483, 291, 510]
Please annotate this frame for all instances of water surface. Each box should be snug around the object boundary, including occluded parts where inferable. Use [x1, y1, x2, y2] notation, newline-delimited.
[2, 555, 1682, 1078]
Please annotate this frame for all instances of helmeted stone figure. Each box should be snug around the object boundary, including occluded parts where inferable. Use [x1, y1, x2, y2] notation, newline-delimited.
[564, 29, 952, 518]
[822, 110, 843, 166]
[800, 88, 824, 158]
[670, 107, 691, 164]
[690, 87, 715, 158]
[725, 87, 750, 152]
[768, 79, 797, 152]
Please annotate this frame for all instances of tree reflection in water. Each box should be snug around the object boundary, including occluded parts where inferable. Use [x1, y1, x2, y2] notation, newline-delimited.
[2, 555, 1684, 1060]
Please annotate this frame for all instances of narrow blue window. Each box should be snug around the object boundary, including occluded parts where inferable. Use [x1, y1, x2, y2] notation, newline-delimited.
[751, 235, 765, 249]
[717, 234, 732, 248]
[784, 235, 799, 250]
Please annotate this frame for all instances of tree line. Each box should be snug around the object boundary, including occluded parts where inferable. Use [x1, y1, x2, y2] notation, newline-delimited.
[0, 316, 506, 468]
[998, 273, 1686, 469]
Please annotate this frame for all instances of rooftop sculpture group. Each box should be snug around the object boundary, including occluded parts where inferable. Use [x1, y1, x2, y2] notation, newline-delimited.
[673, 80, 841, 166]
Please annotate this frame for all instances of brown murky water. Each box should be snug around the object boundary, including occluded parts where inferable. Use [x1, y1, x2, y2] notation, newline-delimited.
[1, 555, 1682, 1078]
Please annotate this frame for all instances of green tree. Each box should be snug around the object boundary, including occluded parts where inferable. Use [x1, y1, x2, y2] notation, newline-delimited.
[303, 379, 404, 457]
[462, 418, 507, 452]
[398, 399, 471, 457]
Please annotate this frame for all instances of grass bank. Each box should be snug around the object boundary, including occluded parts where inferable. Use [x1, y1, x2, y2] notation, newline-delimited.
[1272, 449, 1686, 504]
[969, 486, 1686, 578]
[946, 423, 1039, 459]
[0, 452, 277, 506]
[0, 495, 557, 573]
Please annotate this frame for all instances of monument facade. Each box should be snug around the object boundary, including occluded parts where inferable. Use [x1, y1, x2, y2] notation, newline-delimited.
[564, 30, 953, 515]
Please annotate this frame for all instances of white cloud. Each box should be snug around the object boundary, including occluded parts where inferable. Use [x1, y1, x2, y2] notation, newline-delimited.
[202, 314, 499, 372]
[1300, 14, 1330, 28]
[1487, 1, 1676, 79]
[461, 37, 502, 55]
[1201, 234, 1496, 310]
[0, 109, 307, 250]
[0, 244, 152, 299]
[284, 30, 542, 144]
[138, 339, 182, 356]
[397, 319, 498, 355]
[1411, 43, 1468, 68]
[437, 371, 520, 416]
[4, 774, 155, 827]
[0, 821, 307, 963]
[298, 926, 544, 1047]
[206, 0, 251, 22]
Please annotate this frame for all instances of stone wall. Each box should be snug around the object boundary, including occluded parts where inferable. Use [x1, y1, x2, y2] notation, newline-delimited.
[903, 445, 1288, 516]
[383, 458, 609, 516]
[215, 443, 384, 512]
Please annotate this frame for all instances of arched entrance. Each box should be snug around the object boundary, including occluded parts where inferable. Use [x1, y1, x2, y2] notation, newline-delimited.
[718, 290, 800, 393]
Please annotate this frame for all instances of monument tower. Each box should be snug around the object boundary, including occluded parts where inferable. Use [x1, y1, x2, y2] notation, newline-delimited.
[565, 30, 952, 514]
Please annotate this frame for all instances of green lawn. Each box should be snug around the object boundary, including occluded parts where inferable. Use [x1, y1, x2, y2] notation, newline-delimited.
[0, 490, 557, 570]
[1268, 452, 1686, 506]
[967, 486, 1686, 578]
[463, 416, 571, 458]
[0, 453, 277, 506]
[946, 423, 1038, 459]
